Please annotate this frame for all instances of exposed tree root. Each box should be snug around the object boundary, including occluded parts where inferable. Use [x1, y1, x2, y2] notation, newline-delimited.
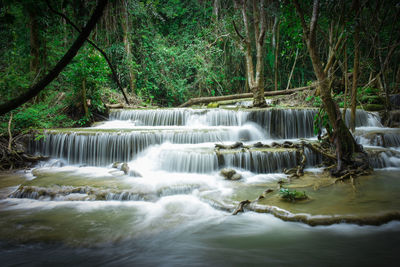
[227, 138, 373, 217]
[0, 136, 47, 171]
[232, 200, 251, 215]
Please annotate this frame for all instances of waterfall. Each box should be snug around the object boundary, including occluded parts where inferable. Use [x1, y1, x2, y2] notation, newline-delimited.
[247, 109, 317, 138]
[355, 132, 400, 148]
[28, 107, 397, 171]
[110, 108, 247, 126]
[221, 150, 298, 173]
[158, 150, 219, 173]
[368, 150, 400, 169]
[29, 130, 241, 166]
[343, 109, 382, 127]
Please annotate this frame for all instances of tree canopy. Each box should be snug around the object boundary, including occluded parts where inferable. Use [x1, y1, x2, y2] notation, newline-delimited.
[0, 0, 399, 130]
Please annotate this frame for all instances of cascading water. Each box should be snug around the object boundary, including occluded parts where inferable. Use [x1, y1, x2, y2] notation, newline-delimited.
[28, 108, 385, 166]
[2, 106, 400, 266]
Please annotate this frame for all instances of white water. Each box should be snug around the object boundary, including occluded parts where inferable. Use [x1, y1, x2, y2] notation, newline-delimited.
[2, 107, 400, 265]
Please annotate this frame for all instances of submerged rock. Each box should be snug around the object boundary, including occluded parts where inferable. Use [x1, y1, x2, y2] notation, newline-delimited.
[112, 162, 139, 176]
[112, 162, 121, 168]
[220, 168, 242, 180]
[128, 169, 142, 177]
[231, 173, 242, 181]
[120, 163, 129, 174]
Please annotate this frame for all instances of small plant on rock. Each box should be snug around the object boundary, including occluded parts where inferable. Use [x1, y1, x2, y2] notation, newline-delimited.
[279, 188, 308, 201]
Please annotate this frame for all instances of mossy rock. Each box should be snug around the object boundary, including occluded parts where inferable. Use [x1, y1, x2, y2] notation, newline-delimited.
[363, 104, 385, 111]
[360, 95, 384, 105]
[207, 102, 219, 108]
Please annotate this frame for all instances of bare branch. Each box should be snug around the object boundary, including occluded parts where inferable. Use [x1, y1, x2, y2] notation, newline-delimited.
[324, 32, 346, 74]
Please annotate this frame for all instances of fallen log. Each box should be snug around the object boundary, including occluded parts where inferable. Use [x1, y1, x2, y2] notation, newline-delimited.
[179, 85, 316, 107]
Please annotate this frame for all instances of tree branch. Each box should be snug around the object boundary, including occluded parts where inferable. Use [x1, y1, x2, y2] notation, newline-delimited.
[0, 0, 108, 116]
[293, 0, 309, 39]
[309, 0, 320, 41]
[45, 0, 129, 105]
[232, 20, 245, 41]
[324, 32, 346, 74]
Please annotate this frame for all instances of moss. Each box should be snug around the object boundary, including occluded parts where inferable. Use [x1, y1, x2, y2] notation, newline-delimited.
[362, 104, 385, 111]
[360, 95, 384, 105]
[207, 102, 219, 108]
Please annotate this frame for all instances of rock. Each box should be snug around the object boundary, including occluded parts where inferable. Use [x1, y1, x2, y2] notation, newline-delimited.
[109, 169, 125, 177]
[253, 141, 263, 148]
[264, 189, 274, 194]
[31, 169, 39, 177]
[120, 163, 129, 174]
[271, 142, 280, 147]
[50, 160, 65, 167]
[231, 173, 242, 181]
[112, 162, 121, 168]
[128, 169, 142, 177]
[231, 142, 243, 149]
[220, 168, 237, 180]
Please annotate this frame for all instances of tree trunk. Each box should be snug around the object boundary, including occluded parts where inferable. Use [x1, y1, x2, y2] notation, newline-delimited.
[121, 0, 135, 94]
[342, 44, 349, 120]
[82, 78, 89, 117]
[286, 48, 298, 90]
[29, 10, 40, 77]
[350, 0, 360, 132]
[273, 16, 280, 91]
[0, 0, 108, 116]
[213, 0, 220, 22]
[233, 0, 267, 107]
[294, 0, 360, 173]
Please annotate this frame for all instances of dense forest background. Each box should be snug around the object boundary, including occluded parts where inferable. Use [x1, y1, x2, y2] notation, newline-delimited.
[0, 0, 399, 134]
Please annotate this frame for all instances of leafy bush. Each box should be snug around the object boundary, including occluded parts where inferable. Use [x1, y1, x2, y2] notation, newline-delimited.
[0, 100, 75, 136]
[313, 108, 331, 136]
[305, 95, 322, 107]
[279, 188, 308, 201]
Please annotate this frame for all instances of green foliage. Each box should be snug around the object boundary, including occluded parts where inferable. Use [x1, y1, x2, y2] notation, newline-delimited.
[63, 46, 109, 117]
[279, 188, 308, 201]
[1, 0, 399, 136]
[0, 99, 74, 136]
[313, 108, 331, 136]
[305, 95, 322, 107]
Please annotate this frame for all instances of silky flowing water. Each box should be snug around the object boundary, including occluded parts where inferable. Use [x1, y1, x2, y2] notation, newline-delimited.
[1, 107, 400, 266]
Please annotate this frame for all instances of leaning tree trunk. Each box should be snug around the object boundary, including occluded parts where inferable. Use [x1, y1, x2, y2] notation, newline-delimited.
[0, 0, 108, 116]
[294, 0, 360, 174]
